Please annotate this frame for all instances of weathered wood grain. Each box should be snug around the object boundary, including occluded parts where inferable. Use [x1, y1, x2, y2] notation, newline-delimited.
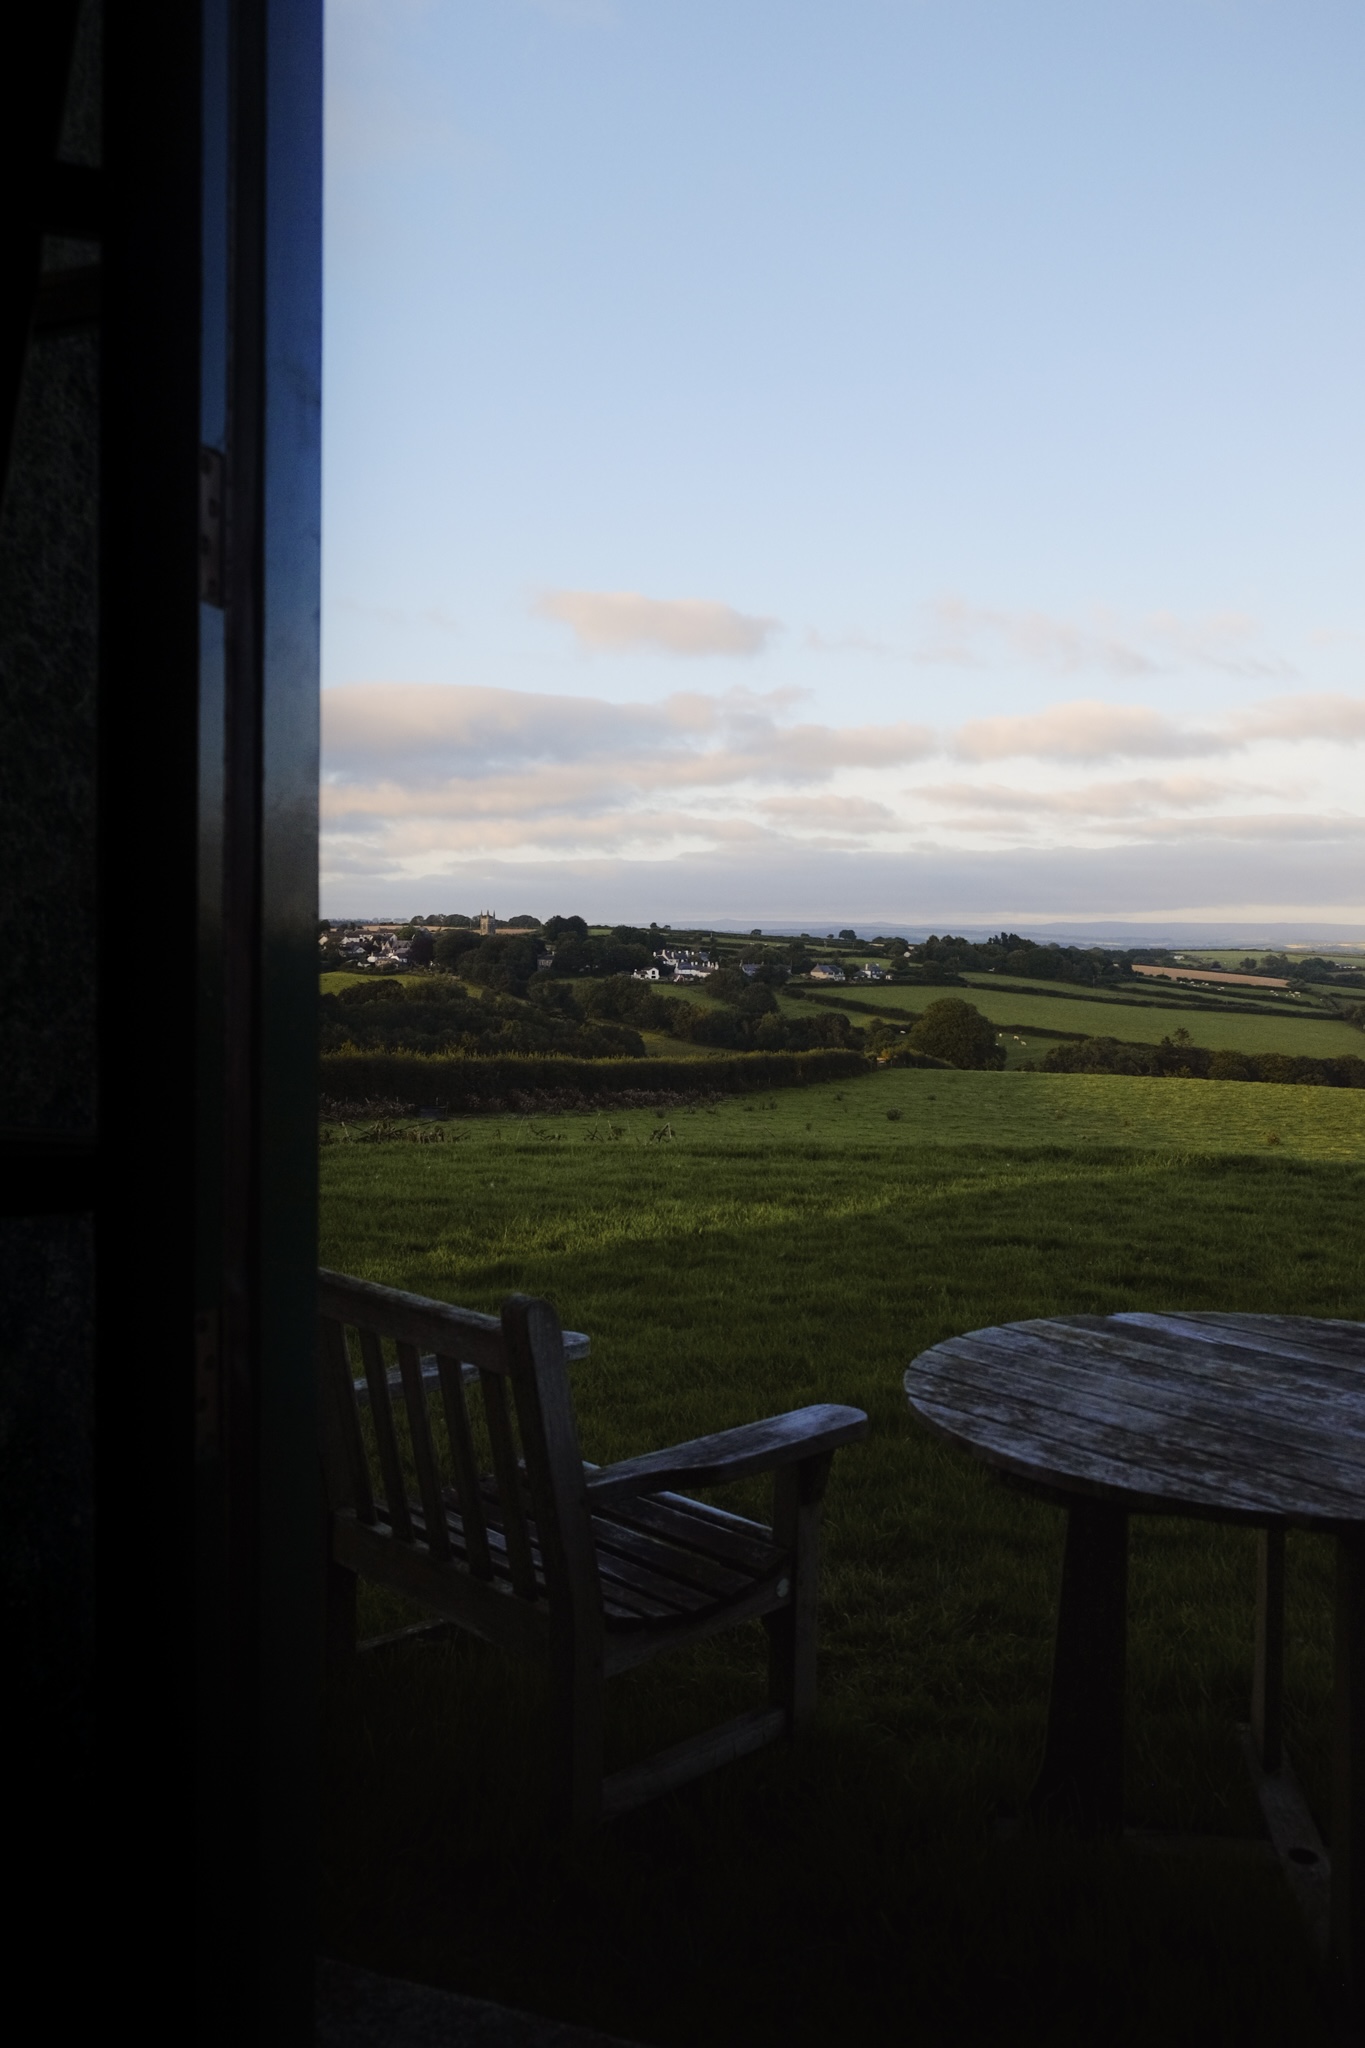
[585, 1405, 868, 1506]
[319, 1269, 868, 1833]
[904, 1314, 1365, 1527]
[904, 1310, 1365, 1995]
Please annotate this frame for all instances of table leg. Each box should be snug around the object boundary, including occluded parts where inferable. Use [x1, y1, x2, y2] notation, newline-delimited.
[1252, 1526, 1286, 1773]
[1028, 1499, 1128, 1837]
[1331, 1530, 1365, 2001]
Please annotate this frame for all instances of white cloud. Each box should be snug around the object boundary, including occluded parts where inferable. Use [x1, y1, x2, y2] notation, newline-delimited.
[322, 683, 934, 793]
[320, 676, 1365, 914]
[953, 700, 1222, 764]
[534, 588, 779, 656]
[915, 775, 1286, 820]
[916, 596, 1296, 682]
[1229, 693, 1365, 745]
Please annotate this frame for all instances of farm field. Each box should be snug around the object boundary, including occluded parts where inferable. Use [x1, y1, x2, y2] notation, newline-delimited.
[321, 969, 429, 996]
[319, 1068, 1364, 2047]
[318, 966, 1363, 1067]
[785, 980, 1365, 1059]
[1192, 949, 1365, 970]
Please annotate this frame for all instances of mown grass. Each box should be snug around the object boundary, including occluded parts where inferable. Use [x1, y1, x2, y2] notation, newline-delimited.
[318, 1071, 1364, 2046]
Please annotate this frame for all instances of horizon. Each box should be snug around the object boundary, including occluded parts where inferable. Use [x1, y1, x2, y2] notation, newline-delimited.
[323, 911, 1365, 953]
[322, 1, 1363, 926]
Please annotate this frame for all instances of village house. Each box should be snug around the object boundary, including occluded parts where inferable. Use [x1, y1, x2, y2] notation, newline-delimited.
[655, 946, 718, 981]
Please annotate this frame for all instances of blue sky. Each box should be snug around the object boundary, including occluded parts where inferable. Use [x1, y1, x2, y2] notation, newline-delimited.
[321, 0, 1364, 929]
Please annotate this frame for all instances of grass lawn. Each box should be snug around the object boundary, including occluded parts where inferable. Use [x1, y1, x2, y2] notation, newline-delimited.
[318, 1070, 1364, 2047]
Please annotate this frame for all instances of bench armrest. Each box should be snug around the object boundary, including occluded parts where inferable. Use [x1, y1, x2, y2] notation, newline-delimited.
[584, 1404, 867, 1506]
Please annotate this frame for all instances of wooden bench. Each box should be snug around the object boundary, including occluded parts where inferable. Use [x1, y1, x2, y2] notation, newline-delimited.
[319, 1269, 868, 1830]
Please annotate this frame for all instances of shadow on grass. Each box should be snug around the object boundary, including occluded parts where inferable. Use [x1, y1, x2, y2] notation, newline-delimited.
[319, 1140, 1359, 2045]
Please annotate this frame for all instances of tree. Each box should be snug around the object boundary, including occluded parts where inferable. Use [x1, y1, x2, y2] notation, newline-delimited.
[838, 928, 857, 942]
[407, 929, 435, 967]
[908, 998, 1005, 1070]
[543, 913, 588, 941]
[460, 934, 539, 996]
[433, 928, 483, 972]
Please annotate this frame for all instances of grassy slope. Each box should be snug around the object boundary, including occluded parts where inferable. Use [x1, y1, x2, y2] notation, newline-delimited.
[321, 969, 431, 995]
[318, 1070, 1363, 2047]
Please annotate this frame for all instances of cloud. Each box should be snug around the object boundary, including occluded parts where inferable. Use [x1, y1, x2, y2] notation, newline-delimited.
[322, 683, 933, 792]
[320, 678, 1365, 907]
[1229, 693, 1365, 745]
[916, 597, 1296, 681]
[953, 700, 1223, 764]
[949, 690, 1365, 764]
[320, 835, 1365, 929]
[915, 775, 1286, 820]
[535, 588, 779, 657]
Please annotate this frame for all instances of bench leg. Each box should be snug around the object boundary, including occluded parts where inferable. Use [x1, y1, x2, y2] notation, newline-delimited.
[324, 1560, 357, 1673]
[767, 1454, 831, 1735]
[1028, 1499, 1128, 1838]
[550, 1631, 603, 1836]
[1252, 1526, 1286, 1772]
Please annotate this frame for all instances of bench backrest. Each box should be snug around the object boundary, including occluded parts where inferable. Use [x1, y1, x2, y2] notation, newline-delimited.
[317, 1270, 600, 1623]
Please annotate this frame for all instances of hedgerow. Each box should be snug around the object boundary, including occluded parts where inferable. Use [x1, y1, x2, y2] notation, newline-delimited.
[318, 1045, 870, 1113]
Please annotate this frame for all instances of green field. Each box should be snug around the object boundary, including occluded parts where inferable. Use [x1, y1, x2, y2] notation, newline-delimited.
[320, 968, 429, 995]
[1188, 949, 1365, 970]
[784, 979, 1365, 1061]
[318, 964, 1365, 1069]
[319, 1070, 1364, 2047]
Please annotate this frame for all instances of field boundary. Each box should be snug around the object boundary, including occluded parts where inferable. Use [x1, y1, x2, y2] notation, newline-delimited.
[319, 1045, 870, 1112]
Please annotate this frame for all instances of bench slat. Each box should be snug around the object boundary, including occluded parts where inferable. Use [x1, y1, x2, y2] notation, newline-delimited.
[359, 1326, 414, 1543]
[436, 1352, 492, 1579]
[397, 1340, 451, 1562]
[481, 1369, 539, 1601]
[318, 1314, 376, 1525]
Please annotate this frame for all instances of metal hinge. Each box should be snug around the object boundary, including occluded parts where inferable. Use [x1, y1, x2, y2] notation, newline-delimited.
[198, 446, 224, 606]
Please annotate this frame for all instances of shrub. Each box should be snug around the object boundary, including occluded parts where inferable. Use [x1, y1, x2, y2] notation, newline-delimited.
[432, 928, 483, 971]
[908, 998, 1006, 1070]
[318, 1045, 870, 1112]
[336, 977, 406, 1007]
[459, 934, 539, 996]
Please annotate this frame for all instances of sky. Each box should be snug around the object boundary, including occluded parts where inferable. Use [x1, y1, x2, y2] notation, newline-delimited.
[321, 0, 1365, 933]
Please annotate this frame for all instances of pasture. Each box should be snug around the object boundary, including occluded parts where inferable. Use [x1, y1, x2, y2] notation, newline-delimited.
[319, 1069, 1365, 2046]
[783, 981, 1365, 1061]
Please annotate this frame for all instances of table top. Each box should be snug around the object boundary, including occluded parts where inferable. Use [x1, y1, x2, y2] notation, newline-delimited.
[904, 1312, 1365, 1531]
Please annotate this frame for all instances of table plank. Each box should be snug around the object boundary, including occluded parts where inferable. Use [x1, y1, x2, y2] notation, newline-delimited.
[934, 1326, 1365, 1475]
[1115, 1312, 1365, 1369]
[909, 1371, 1364, 1524]
[905, 1314, 1365, 1528]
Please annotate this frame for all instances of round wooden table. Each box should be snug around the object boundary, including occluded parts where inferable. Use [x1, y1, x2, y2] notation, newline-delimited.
[904, 1311, 1365, 1986]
